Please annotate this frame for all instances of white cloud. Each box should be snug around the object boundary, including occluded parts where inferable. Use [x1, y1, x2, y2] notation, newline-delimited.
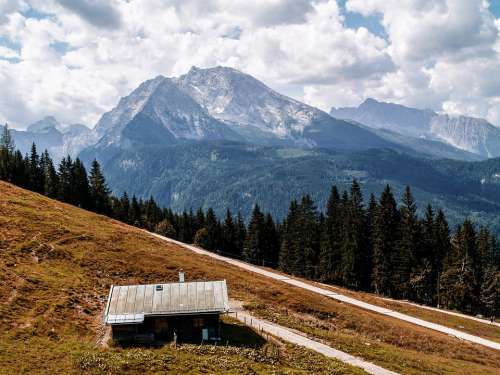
[0, 45, 19, 58]
[0, 0, 499, 129]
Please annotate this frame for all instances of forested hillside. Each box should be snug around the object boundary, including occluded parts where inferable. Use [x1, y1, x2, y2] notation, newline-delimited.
[92, 141, 500, 235]
[1, 126, 498, 318]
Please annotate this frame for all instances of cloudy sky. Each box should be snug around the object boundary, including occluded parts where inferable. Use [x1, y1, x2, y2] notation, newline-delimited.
[1, 0, 500, 129]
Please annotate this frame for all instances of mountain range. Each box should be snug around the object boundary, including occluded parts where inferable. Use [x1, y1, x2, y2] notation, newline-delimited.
[331, 98, 500, 159]
[10, 116, 97, 162]
[7, 66, 500, 233]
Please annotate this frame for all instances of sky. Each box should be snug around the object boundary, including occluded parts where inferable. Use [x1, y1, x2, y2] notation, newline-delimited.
[0, 0, 500, 129]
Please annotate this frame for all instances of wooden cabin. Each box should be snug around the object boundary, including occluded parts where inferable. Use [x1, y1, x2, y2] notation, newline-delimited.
[103, 272, 230, 345]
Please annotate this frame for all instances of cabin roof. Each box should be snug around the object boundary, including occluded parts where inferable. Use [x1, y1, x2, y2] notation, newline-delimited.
[104, 280, 230, 325]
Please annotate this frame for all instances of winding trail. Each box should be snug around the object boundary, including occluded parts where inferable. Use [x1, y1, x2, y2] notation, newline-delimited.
[231, 305, 399, 375]
[148, 232, 500, 351]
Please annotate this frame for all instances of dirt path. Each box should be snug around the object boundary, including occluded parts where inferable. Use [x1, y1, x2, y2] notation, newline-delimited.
[376, 297, 500, 328]
[148, 232, 500, 351]
[230, 302, 399, 375]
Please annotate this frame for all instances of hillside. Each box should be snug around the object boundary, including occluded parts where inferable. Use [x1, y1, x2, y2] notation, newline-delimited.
[1, 181, 500, 374]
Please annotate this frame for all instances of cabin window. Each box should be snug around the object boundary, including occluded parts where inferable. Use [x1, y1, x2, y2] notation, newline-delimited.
[193, 317, 204, 328]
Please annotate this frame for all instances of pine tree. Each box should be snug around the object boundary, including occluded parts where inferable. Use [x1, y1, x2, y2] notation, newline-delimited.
[318, 186, 342, 283]
[129, 195, 142, 227]
[178, 210, 194, 243]
[434, 209, 451, 307]
[11, 150, 28, 187]
[28, 143, 44, 193]
[235, 211, 247, 257]
[262, 213, 280, 267]
[89, 159, 111, 214]
[243, 204, 265, 264]
[441, 220, 478, 313]
[73, 158, 91, 209]
[205, 208, 221, 251]
[372, 185, 400, 296]
[195, 208, 206, 232]
[341, 180, 366, 290]
[222, 209, 237, 255]
[40, 150, 58, 198]
[398, 186, 419, 299]
[294, 195, 319, 279]
[362, 193, 377, 290]
[57, 156, 74, 203]
[408, 204, 435, 303]
[0, 124, 15, 181]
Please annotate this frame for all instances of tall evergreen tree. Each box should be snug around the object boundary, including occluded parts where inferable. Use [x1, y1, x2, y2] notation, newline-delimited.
[0, 124, 15, 181]
[372, 185, 400, 296]
[205, 208, 221, 251]
[57, 156, 74, 203]
[40, 150, 58, 198]
[318, 186, 342, 282]
[28, 143, 44, 193]
[294, 195, 319, 279]
[262, 213, 280, 267]
[434, 209, 451, 307]
[73, 158, 91, 209]
[279, 200, 298, 273]
[441, 220, 478, 313]
[243, 204, 265, 264]
[129, 195, 142, 226]
[89, 159, 110, 214]
[340, 180, 366, 290]
[222, 209, 237, 255]
[398, 186, 419, 299]
[235, 211, 247, 257]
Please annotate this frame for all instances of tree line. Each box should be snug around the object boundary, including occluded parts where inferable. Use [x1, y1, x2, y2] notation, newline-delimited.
[0, 125, 498, 317]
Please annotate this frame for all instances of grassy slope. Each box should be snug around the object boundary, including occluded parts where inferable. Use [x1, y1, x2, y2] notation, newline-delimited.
[303, 281, 500, 344]
[0, 181, 499, 374]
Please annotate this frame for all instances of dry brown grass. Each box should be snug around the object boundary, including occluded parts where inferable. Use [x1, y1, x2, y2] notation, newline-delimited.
[1, 181, 499, 374]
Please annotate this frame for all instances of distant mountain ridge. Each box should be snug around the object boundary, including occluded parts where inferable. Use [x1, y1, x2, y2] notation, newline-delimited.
[331, 99, 500, 158]
[89, 66, 395, 157]
[9, 116, 97, 162]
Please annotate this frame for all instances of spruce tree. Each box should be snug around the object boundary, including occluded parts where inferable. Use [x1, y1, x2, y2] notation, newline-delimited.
[129, 195, 142, 226]
[362, 193, 377, 290]
[372, 185, 400, 296]
[434, 209, 451, 306]
[89, 159, 111, 214]
[318, 186, 342, 282]
[243, 204, 265, 264]
[0, 124, 15, 181]
[73, 158, 91, 209]
[29, 143, 44, 193]
[235, 211, 247, 257]
[294, 195, 319, 279]
[40, 150, 58, 198]
[222, 209, 237, 255]
[341, 180, 366, 290]
[441, 220, 477, 313]
[205, 208, 221, 251]
[57, 156, 74, 203]
[398, 186, 419, 299]
[262, 213, 280, 267]
[279, 200, 298, 273]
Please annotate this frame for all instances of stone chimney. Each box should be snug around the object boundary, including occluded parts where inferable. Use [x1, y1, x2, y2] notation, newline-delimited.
[179, 269, 185, 283]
